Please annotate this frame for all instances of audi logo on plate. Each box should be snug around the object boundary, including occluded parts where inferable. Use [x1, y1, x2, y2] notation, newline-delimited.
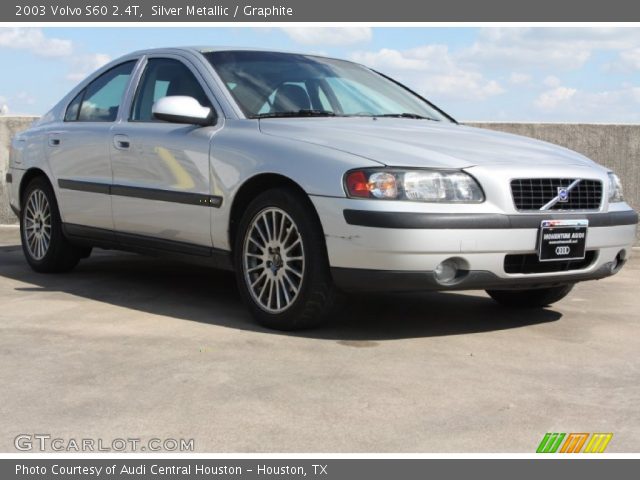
[555, 246, 571, 255]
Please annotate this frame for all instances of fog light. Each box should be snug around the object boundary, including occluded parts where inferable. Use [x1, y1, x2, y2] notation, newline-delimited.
[434, 260, 458, 284]
[434, 257, 470, 285]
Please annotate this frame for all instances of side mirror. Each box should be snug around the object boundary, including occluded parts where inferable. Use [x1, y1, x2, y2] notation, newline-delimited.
[152, 96, 214, 126]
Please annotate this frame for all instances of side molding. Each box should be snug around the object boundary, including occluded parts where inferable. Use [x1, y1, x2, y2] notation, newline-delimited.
[58, 179, 223, 207]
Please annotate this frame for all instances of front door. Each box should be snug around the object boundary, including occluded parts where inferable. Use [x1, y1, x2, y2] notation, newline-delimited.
[110, 56, 223, 248]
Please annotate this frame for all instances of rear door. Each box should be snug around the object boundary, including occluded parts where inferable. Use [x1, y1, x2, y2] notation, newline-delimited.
[49, 61, 137, 230]
[110, 55, 223, 248]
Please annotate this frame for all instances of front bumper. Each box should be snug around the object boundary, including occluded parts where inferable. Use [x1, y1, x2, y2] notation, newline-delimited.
[331, 262, 621, 292]
[310, 196, 638, 292]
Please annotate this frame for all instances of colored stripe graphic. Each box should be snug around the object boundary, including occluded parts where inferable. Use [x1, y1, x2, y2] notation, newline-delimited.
[537, 432, 613, 453]
[536, 433, 566, 453]
[584, 433, 613, 453]
[560, 433, 589, 453]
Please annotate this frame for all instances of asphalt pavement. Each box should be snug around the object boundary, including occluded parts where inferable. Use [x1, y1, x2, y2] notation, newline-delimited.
[1, 226, 638, 452]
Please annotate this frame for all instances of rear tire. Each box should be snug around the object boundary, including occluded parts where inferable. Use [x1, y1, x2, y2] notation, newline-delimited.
[486, 284, 574, 308]
[20, 176, 86, 273]
[233, 188, 340, 330]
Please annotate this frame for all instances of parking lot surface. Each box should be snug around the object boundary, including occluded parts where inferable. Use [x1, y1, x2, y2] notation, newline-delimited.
[0, 226, 638, 452]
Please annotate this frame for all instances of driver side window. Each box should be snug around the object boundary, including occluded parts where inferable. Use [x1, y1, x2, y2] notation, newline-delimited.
[131, 58, 212, 122]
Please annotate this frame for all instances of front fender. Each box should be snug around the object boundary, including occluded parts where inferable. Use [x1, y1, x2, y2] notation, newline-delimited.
[209, 120, 380, 250]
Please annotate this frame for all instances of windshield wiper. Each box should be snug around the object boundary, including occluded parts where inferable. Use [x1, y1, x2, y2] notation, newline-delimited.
[253, 110, 337, 119]
[375, 113, 439, 121]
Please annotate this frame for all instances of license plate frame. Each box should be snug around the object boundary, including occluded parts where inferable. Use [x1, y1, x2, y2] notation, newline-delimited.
[538, 219, 588, 262]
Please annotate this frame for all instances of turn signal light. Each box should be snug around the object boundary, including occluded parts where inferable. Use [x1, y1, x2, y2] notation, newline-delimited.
[345, 171, 370, 198]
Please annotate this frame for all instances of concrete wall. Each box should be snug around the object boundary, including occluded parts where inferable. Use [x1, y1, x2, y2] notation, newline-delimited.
[0, 116, 38, 224]
[1, 117, 638, 231]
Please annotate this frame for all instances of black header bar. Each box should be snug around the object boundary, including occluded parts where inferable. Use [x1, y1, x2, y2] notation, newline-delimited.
[5, 0, 640, 22]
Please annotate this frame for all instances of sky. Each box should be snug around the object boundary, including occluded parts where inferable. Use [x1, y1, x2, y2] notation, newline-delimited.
[0, 26, 639, 122]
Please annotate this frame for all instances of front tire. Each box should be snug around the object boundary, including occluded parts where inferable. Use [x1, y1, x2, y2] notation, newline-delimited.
[20, 176, 86, 273]
[233, 188, 340, 330]
[486, 284, 574, 308]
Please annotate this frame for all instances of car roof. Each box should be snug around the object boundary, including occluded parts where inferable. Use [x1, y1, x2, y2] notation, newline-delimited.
[125, 46, 353, 64]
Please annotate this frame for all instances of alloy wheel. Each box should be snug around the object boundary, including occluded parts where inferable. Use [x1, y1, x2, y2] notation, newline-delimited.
[23, 189, 52, 260]
[242, 207, 305, 313]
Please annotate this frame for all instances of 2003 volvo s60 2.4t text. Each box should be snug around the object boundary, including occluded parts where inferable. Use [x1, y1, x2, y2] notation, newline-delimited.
[7, 48, 638, 330]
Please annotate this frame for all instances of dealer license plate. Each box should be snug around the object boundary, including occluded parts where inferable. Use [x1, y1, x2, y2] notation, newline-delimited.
[538, 219, 588, 262]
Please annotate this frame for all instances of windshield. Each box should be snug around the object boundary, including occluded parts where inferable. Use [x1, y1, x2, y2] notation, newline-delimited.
[203, 50, 453, 121]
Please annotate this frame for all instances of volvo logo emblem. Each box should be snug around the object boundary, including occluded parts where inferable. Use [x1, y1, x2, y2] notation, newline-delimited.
[557, 187, 570, 203]
[555, 246, 571, 255]
[539, 179, 581, 211]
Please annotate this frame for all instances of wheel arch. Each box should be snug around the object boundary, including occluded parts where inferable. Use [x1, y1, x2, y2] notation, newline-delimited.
[19, 168, 54, 207]
[228, 173, 326, 255]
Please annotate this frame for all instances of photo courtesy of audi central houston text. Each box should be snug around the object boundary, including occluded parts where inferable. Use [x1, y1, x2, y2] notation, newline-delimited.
[7, 47, 638, 330]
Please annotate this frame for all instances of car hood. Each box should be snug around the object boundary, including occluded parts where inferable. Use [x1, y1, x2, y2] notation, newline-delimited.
[259, 118, 598, 169]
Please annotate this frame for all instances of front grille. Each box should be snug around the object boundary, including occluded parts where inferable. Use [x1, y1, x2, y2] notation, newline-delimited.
[511, 178, 602, 211]
[504, 251, 597, 274]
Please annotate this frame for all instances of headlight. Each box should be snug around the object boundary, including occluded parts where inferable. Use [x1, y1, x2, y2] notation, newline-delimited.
[608, 172, 623, 202]
[345, 169, 484, 203]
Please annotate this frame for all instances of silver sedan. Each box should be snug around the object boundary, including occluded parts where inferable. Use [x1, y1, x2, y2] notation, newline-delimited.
[7, 47, 638, 330]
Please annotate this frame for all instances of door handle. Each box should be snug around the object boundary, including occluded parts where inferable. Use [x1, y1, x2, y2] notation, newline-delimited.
[113, 135, 130, 150]
[48, 137, 60, 147]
